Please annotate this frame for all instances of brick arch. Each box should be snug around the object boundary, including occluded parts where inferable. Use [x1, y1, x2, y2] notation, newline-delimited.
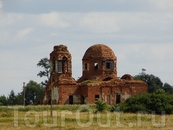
[103, 77, 113, 81]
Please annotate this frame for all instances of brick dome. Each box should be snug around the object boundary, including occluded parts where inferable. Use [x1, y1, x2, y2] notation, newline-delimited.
[83, 44, 117, 60]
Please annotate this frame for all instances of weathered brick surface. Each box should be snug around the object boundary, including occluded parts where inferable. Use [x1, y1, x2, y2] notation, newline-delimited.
[78, 44, 117, 82]
[41, 44, 148, 105]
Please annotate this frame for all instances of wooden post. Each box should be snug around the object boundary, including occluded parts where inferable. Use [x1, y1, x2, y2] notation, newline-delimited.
[23, 82, 25, 106]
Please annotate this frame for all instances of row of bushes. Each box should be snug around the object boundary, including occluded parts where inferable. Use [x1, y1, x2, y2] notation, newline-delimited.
[95, 89, 173, 114]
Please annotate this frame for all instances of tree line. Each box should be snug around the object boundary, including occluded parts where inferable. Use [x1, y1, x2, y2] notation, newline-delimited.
[0, 80, 44, 106]
[134, 72, 173, 93]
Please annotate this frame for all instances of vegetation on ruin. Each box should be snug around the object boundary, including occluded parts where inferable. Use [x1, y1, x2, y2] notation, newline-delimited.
[82, 80, 96, 84]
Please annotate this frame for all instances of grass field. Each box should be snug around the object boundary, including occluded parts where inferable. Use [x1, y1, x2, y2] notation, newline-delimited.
[0, 105, 173, 130]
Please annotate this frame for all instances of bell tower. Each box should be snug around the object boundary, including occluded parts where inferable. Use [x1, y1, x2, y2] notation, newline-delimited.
[49, 45, 72, 82]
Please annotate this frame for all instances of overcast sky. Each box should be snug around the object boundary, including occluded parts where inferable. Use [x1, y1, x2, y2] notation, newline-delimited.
[0, 0, 173, 96]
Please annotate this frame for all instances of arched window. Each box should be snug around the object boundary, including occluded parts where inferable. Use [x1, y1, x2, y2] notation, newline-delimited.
[57, 60, 62, 73]
[62, 57, 68, 74]
[57, 57, 68, 74]
[103, 60, 114, 70]
[83, 62, 89, 70]
[103, 77, 113, 81]
[94, 63, 98, 70]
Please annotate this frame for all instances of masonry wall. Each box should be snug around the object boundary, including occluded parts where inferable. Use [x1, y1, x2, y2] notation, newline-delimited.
[79, 80, 148, 105]
[42, 80, 147, 105]
[58, 84, 78, 104]
[87, 85, 101, 104]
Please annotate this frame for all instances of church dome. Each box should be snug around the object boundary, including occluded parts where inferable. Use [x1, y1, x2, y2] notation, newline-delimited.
[121, 74, 134, 80]
[83, 44, 117, 60]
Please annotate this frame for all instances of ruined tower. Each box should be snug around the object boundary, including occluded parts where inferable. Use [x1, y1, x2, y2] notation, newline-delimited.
[42, 45, 76, 104]
[49, 45, 72, 82]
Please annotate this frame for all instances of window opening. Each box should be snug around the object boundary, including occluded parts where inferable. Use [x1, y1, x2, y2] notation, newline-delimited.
[105, 61, 114, 70]
[81, 95, 85, 104]
[116, 93, 121, 104]
[95, 95, 99, 101]
[69, 95, 73, 104]
[106, 62, 110, 69]
[94, 63, 98, 70]
[84, 63, 88, 70]
[58, 60, 62, 73]
[48, 99, 51, 105]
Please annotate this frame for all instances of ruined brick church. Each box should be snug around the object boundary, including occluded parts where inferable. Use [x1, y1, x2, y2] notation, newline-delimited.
[40, 44, 147, 105]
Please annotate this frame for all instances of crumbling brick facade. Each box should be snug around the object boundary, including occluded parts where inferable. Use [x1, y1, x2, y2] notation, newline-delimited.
[40, 44, 147, 105]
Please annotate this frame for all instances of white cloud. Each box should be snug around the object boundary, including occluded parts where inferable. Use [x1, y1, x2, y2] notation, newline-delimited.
[75, 11, 173, 35]
[0, 11, 172, 40]
[39, 12, 70, 28]
[15, 28, 33, 41]
[0, 13, 23, 28]
[80, 12, 120, 33]
[149, 0, 173, 11]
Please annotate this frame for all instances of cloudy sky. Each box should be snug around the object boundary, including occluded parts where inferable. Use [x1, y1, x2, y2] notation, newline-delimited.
[0, 0, 173, 96]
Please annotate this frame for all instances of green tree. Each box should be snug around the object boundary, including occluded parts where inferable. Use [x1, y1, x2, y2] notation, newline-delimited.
[0, 95, 8, 106]
[37, 57, 50, 86]
[163, 83, 173, 94]
[134, 73, 163, 93]
[15, 92, 24, 105]
[7, 90, 17, 105]
[25, 80, 44, 105]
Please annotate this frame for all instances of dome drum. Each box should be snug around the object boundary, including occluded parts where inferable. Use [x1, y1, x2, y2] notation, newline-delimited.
[79, 44, 117, 82]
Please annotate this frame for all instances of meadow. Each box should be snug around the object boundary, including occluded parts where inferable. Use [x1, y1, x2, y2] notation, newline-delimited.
[0, 105, 173, 130]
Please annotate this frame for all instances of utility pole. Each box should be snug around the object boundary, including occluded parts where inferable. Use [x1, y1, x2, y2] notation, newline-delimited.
[50, 86, 53, 116]
[50, 77, 53, 117]
[23, 82, 25, 106]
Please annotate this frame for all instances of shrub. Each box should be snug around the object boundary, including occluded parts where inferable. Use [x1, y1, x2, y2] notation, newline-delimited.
[95, 99, 108, 113]
[110, 103, 126, 112]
